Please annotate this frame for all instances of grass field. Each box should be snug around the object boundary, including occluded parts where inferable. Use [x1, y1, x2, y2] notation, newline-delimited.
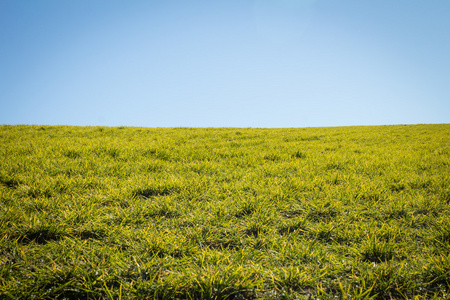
[0, 124, 449, 299]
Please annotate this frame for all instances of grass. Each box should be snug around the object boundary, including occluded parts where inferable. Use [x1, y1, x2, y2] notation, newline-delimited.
[0, 124, 449, 299]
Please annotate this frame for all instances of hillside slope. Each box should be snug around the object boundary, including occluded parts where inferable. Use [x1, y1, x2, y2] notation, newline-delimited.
[1, 124, 449, 299]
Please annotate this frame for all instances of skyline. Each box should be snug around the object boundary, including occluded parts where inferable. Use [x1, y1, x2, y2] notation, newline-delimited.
[1, 0, 449, 128]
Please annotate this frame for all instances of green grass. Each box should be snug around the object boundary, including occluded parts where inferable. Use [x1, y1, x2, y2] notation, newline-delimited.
[0, 124, 449, 299]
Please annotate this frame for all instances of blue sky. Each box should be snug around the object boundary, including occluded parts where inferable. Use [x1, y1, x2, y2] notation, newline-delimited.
[1, 0, 449, 127]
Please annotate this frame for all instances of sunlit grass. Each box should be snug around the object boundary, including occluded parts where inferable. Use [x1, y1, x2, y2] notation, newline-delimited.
[0, 124, 449, 299]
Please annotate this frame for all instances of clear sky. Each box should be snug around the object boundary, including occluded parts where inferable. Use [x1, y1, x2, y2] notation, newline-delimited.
[1, 0, 449, 128]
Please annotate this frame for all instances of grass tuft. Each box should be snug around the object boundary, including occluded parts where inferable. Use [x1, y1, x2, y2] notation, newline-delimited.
[360, 234, 396, 263]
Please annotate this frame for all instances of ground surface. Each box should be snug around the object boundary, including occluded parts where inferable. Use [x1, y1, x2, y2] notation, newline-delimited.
[0, 124, 449, 299]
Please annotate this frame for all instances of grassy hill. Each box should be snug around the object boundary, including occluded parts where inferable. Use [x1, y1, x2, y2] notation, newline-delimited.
[0, 124, 449, 299]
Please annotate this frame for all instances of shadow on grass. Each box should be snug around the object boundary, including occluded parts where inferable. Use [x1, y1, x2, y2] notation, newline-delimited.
[133, 185, 179, 198]
[18, 227, 64, 244]
[0, 176, 20, 189]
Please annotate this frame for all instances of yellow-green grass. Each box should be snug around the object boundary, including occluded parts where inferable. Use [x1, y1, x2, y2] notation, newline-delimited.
[0, 124, 449, 299]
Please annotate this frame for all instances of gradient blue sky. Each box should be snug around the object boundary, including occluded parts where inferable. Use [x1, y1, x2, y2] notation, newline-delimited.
[1, 0, 449, 127]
